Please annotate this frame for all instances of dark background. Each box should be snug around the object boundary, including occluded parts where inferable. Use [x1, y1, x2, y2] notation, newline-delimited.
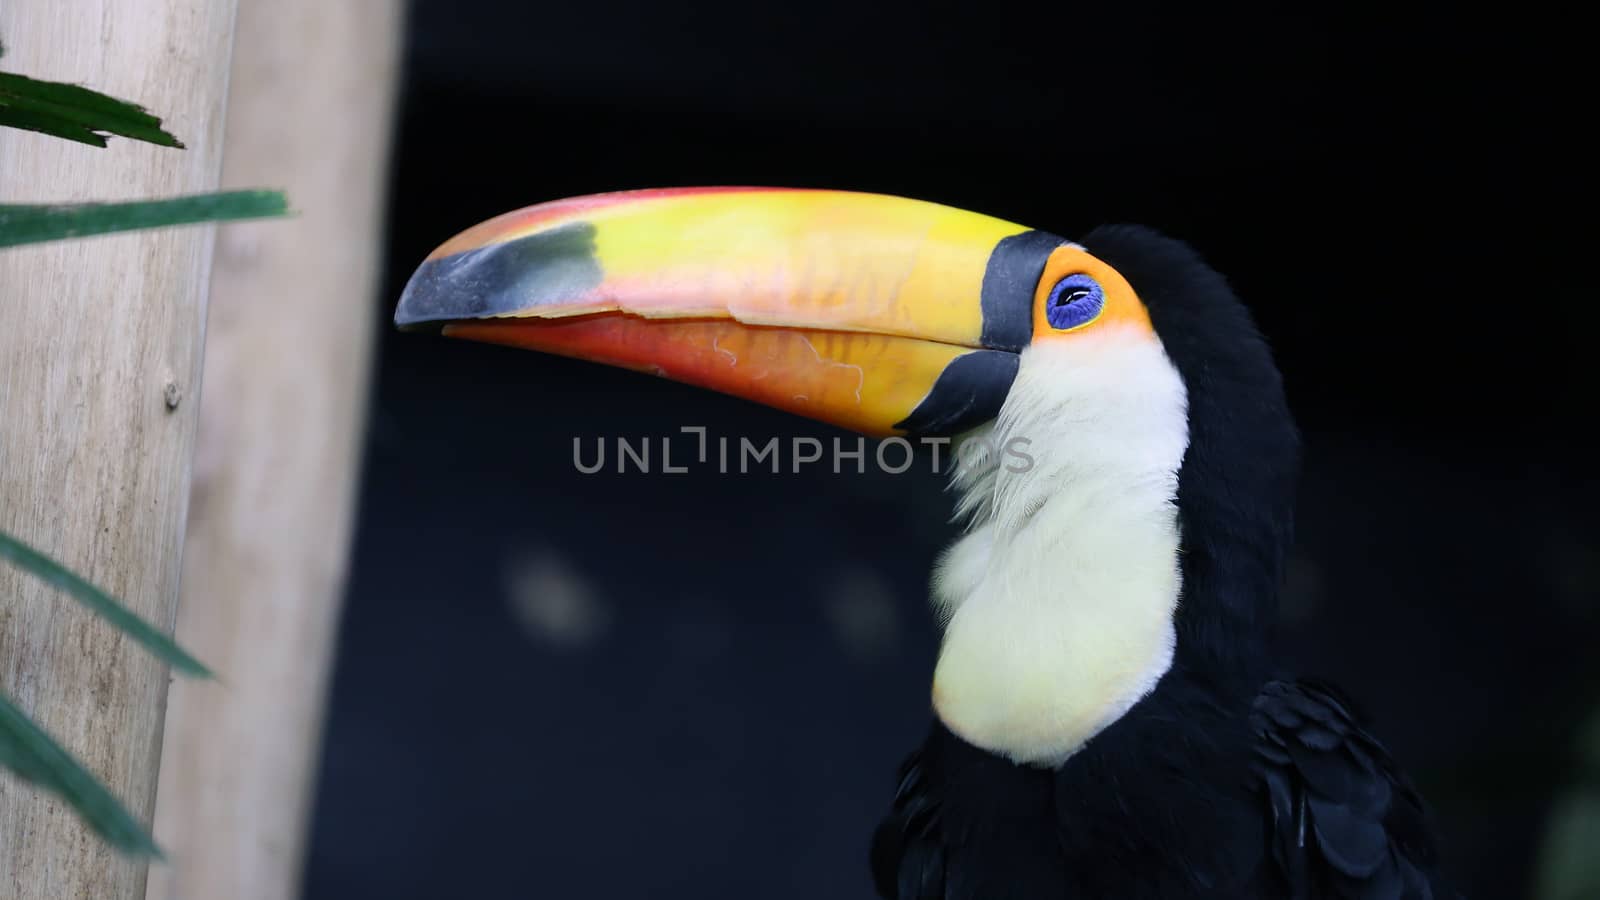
[302, 3, 1592, 898]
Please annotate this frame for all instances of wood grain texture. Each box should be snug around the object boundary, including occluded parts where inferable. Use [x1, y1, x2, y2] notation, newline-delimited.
[0, 2, 238, 898]
[144, 2, 402, 898]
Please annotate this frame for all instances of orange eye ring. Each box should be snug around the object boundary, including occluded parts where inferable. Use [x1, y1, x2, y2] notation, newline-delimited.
[1031, 245, 1153, 341]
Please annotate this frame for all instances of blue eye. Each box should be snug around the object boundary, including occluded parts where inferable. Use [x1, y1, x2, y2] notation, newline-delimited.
[1045, 273, 1105, 331]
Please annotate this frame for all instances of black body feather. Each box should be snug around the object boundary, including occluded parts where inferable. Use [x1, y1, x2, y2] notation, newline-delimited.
[870, 228, 1454, 898]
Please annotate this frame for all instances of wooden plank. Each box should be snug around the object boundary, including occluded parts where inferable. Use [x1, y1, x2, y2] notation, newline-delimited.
[0, 2, 239, 898]
[144, 2, 403, 898]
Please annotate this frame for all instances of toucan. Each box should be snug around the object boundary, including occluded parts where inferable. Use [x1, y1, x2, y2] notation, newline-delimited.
[395, 188, 1452, 899]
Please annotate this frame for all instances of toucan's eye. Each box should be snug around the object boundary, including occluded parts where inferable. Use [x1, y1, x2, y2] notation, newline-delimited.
[1045, 273, 1105, 331]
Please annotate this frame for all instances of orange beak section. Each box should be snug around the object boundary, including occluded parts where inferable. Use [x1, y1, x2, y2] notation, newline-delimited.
[396, 187, 1067, 436]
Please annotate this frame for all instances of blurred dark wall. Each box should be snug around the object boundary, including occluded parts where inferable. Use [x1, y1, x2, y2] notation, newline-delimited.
[303, 3, 1592, 898]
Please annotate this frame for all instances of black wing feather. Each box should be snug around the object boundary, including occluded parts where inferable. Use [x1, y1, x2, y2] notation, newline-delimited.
[1252, 680, 1449, 900]
[872, 749, 945, 900]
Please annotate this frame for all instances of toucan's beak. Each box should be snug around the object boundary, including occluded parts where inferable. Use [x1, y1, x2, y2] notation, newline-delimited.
[396, 187, 1065, 436]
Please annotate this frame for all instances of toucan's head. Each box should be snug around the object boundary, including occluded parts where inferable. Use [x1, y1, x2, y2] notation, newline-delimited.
[397, 188, 1298, 765]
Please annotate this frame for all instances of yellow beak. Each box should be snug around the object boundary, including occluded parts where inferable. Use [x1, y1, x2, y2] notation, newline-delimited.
[395, 187, 1067, 436]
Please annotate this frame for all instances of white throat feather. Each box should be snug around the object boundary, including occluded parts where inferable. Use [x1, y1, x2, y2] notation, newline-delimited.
[929, 326, 1190, 766]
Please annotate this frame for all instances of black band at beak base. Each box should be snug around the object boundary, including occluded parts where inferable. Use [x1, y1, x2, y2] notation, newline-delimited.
[979, 229, 1064, 353]
[893, 350, 1021, 435]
